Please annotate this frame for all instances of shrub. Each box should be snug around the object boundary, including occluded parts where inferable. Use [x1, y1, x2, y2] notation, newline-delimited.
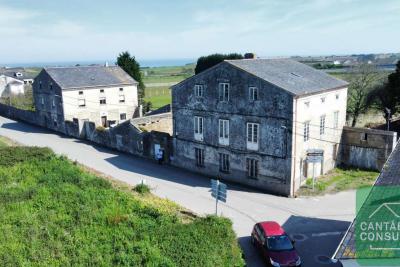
[133, 183, 151, 194]
[96, 125, 106, 132]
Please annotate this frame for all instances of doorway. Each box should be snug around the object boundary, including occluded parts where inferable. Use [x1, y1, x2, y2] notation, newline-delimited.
[101, 116, 107, 127]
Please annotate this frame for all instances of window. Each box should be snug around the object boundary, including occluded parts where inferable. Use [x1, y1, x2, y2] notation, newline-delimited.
[218, 83, 229, 101]
[40, 97, 44, 106]
[321, 97, 326, 103]
[246, 158, 259, 179]
[194, 84, 204, 97]
[247, 123, 259, 150]
[79, 91, 83, 95]
[49, 82, 53, 90]
[320, 115, 326, 135]
[194, 116, 204, 141]
[333, 111, 339, 129]
[195, 148, 205, 167]
[78, 99, 86, 107]
[304, 101, 310, 108]
[99, 97, 106, 105]
[119, 95, 125, 103]
[120, 113, 127, 120]
[218, 119, 229, 145]
[119, 88, 124, 92]
[336, 94, 340, 100]
[304, 121, 310, 142]
[39, 81, 42, 89]
[52, 99, 55, 108]
[100, 89, 105, 93]
[249, 87, 258, 101]
[361, 133, 368, 141]
[219, 153, 230, 172]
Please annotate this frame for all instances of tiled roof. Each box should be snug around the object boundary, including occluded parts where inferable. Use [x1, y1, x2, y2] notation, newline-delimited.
[225, 58, 349, 96]
[334, 141, 400, 260]
[44, 66, 137, 89]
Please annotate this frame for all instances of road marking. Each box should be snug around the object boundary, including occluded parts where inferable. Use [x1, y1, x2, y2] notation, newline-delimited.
[312, 231, 343, 237]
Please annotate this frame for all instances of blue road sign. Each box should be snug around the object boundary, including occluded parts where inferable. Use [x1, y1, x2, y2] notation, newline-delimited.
[210, 179, 227, 214]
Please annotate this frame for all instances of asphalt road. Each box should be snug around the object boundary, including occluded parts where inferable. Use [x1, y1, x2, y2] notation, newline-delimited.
[0, 116, 356, 267]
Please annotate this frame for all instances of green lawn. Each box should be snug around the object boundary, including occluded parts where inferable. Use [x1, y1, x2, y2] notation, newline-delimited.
[144, 86, 172, 109]
[0, 146, 244, 266]
[0, 136, 18, 147]
[298, 167, 379, 196]
[142, 64, 194, 85]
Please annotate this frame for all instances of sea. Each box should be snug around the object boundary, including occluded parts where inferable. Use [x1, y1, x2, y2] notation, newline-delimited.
[1, 58, 196, 68]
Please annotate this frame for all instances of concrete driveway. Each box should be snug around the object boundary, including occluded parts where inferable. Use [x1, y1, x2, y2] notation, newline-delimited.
[0, 116, 356, 266]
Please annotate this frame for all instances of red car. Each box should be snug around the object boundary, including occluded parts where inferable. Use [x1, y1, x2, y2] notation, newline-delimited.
[251, 221, 301, 267]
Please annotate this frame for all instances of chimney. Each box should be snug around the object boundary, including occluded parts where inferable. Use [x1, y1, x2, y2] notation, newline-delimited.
[244, 53, 256, 59]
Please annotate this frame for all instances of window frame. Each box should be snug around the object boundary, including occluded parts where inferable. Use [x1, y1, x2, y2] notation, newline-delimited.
[218, 82, 230, 102]
[333, 111, 339, 129]
[120, 113, 127, 120]
[320, 115, 326, 135]
[119, 94, 125, 103]
[246, 123, 259, 151]
[304, 121, 310, 142]
[219, 153, 230, 173]
[194, 116, 204, 141]
[194, 84, 204, 97]
[246, 158, 259, 179]
[218, 119, 229, 146]
[195, 148, 205, 167]
[249, 86, 258, 101]
[78, 99, 86, 107]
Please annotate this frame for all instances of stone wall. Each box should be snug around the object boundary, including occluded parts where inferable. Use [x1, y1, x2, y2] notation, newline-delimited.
[340, 126, 398, 170]
[0, 102, 172, 163]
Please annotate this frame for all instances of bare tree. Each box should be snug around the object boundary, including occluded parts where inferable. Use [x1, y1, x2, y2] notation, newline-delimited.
[347, 64, 381, 127]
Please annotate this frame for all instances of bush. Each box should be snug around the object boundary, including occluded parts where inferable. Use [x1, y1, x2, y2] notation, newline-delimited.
[133, 183, 151, 194]
[96, 126, 106, 132]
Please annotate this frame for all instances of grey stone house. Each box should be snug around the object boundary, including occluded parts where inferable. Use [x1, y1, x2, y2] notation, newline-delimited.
[33, 65, 138, 131]
[171, 58, 348, 196]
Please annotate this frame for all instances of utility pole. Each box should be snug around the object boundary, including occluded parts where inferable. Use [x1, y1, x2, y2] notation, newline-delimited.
[385, 108, 391, 131]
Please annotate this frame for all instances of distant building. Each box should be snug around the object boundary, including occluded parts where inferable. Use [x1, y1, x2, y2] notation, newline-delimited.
[33, 65, 138, 129]
[172, 58, 348, 196]
[0, 68, 35, 85]
[0, 75, 25, 97]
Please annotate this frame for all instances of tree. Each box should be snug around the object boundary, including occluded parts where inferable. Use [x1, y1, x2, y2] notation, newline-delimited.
[116, 51, 145, 103]
[194, 53, 244, 74]
[347, 64, 381, 127]
[367, 61, 400, 127]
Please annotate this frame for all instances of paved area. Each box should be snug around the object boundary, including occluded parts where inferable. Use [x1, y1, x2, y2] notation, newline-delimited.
[0, 116, 356, 266]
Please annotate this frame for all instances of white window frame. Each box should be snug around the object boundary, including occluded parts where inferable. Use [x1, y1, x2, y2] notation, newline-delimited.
[246, 158, 259, 179]
[194, 84, 204, 97]
[194, 116, 204, 141]
[218, 82, 230, 102]
[40, 97, 44, 106]
[304, 121, 310, 142]
[99, 97, 106, 105]
[218, 119, 229, 146]
[219, 153, 230, 172]
[78, 99, 86, 107]
[320, 115, 326, 135]
[333, 111, 339, 129]
[249, 87, 258, 101]
[119, 94, 125, 103]
[247, 123, 259, 151]
[120, 113, 127, 120]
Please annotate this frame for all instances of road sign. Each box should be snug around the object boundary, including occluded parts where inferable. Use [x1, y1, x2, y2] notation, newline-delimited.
[211, 179, 227, 215]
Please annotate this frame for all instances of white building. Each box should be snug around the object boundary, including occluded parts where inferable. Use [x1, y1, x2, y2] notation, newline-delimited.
[0, 75, 25, 97]
[33, 65, 139, 128]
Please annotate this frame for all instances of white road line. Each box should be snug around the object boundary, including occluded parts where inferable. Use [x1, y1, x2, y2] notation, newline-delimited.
[312, 231, 343, 237]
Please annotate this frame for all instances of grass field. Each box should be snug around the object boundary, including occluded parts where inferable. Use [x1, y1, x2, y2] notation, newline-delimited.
[0, 146, 244, 266]
[298, 167, 379, 196]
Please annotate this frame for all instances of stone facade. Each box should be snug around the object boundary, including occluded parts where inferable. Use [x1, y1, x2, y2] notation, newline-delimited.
[172, 60, 349, 196]
[172, 62, 294, 196]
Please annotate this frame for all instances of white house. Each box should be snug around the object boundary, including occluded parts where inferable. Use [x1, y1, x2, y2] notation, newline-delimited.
[33, 65, 139, 128]
[0, 75, 25, 97]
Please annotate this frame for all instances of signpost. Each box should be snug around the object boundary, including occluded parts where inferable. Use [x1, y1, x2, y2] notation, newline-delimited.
[211, 179, 227, 215]
[306, 149, 324, 191]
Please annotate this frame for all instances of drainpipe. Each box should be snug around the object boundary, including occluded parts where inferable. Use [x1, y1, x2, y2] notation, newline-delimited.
[292, 98, 298, 197]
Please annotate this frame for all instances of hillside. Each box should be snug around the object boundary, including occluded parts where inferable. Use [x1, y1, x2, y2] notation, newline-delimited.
[0, 146, 244, 266]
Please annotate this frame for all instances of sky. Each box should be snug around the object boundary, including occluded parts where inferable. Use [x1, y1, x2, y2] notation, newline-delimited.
[0, 0, 399, 64]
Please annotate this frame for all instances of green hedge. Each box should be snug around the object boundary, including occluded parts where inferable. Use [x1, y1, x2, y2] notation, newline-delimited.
[0, 147, 244, 266]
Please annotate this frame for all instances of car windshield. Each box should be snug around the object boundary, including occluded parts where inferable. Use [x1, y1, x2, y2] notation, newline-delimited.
[265, 235, 294, 251]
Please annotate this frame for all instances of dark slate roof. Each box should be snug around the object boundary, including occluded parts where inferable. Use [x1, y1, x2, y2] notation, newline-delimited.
[334, 141, 400, 260]
[225, 58, 349, 96]
[0, 68, 36, 81]
[44, 66, 137, 89]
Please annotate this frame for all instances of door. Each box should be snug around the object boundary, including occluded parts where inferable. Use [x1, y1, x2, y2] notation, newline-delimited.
[101, 116, 107, 127]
